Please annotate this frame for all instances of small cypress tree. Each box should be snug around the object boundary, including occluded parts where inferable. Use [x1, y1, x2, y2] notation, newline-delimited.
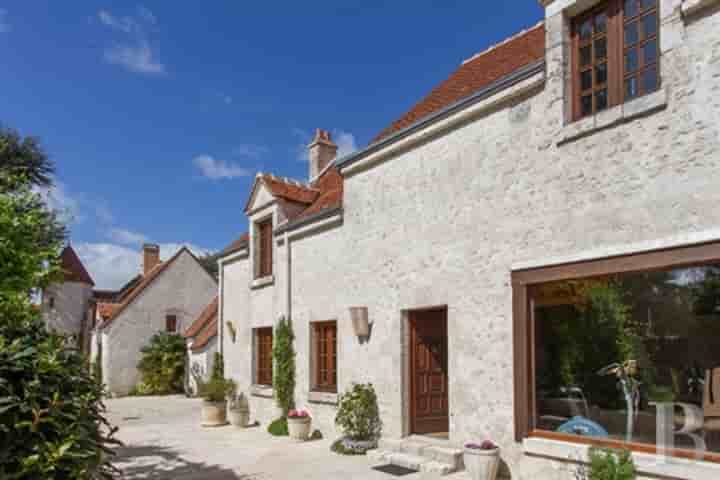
[272, 317, 295, 415]
[210, 352, 224, 381]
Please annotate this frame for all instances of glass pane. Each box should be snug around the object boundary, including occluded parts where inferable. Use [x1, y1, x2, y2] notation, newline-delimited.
[641, 0, 657, 10]
[643, 12, 658, 38]
[581, 94, 593, 116]
[595, 89, 608, 111]
[580, 19, 592, 40]
[625, 22, 639, 45]
[625, 0, 639, 17]
[625, 48, 639, 72]
[580, 45, 592, 67]
[581, 70, 593, 90]
[596, 63, 608, 85]
[626, 76, 639, 99]
[643, 65, 658, 92]
[643, 40, 658, 65]
[595, 13, 608, 33]
[533, 264, 720, 453]
[595, 38, 607, 60]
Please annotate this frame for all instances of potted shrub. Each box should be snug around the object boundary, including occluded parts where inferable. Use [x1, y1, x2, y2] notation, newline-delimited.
[201, 378, 234, 427]
[228, 392, 250, 428]
[332, 383, 382, 455]
[287, 409, 312, 441]
[464, 440, 500, 480]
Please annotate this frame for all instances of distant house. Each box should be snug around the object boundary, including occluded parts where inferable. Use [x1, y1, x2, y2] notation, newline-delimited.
[183, 296, 219, 395]
[89, 244, 217, 396]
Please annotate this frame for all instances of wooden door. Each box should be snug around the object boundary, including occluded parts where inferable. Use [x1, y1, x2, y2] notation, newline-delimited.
[410, 308, 449, 435]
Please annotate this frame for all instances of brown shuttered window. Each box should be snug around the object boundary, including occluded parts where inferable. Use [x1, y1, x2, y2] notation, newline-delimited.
[572, 0, 659, 120]
[255, 327, 273, 386]
[313, 321, 337, 393]
[166, 315, 177, 333]
[257, 219, 273, 278]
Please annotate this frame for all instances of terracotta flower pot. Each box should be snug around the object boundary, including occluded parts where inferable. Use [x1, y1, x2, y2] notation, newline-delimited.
[287, 416, 311, 442]
[464, 447, 500, 480]
[201, 400, 228, 427]
[228, 408, 249, 428]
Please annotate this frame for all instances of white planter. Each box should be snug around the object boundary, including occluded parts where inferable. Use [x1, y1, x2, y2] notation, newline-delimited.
[287, 416, 311, 442]
[228, 408, 249, 428]
[464, 447, 500, 480]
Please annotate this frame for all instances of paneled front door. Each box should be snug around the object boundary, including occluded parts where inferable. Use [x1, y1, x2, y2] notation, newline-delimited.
[410, 308, 449, 435]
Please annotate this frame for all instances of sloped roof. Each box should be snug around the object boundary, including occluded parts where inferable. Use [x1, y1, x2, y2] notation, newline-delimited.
[100, 247, 215, 329]
[60, 245, 95, 286]
[373, 23, 545, 142]
[184, 296, 218, 338]
[220, 232, 249, 257]
[190, 316, 218, 352]
[293, 167, 343, 220]
[261, 175, 318, 204]
[97, 302, 120, 319]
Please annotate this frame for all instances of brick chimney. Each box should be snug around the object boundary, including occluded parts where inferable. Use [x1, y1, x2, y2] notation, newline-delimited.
[308, 129, 338, 180]
[142, 244, 160, 275]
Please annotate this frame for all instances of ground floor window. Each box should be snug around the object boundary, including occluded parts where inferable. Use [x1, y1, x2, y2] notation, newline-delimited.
[166, 315, 177, 333]
[255, 327, 273, 386]
[513, 242, 720, 460]
[311, 321, 337, 393]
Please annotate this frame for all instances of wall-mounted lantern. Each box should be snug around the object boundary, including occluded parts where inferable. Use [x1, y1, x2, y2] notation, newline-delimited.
[350, 306, 369, 340]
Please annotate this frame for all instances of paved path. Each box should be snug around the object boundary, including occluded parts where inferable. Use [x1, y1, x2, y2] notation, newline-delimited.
[107, 395, 435, 480]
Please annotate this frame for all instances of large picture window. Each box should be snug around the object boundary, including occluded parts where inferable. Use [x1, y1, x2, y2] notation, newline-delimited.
[513, 242, 720, 461]
[572, 0, 659, 120]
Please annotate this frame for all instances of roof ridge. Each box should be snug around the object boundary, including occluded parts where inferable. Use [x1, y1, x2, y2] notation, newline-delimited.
[462, 21, 544, 66]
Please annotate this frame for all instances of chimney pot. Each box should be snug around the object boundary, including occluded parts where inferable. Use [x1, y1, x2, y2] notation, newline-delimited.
[142, 244, 160, 275]
[308, 128, 338, 180]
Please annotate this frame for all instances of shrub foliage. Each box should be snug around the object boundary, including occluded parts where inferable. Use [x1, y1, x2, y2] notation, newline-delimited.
[136, 332, 186, 395]
[272, 317, 295, 415]
[335, 383, 382, 441]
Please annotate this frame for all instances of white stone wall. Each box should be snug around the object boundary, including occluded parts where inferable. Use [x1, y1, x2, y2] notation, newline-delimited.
[187, 337, 218, 395]
[220, 3, 720, 478]
[102, 250, 217, 396]
[42, 281, 93, 340]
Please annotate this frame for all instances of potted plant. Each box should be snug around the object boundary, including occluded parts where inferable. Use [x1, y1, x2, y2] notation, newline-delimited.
[464, 440, 500, 480]
[228, 391, 250, 428]
[332, 383, 382, 455]
[201, 378, 234, 427]
[287, 409, 312, 441]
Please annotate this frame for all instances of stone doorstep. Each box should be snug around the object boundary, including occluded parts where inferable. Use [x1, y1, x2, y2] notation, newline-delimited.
[368, 437, 464, 476]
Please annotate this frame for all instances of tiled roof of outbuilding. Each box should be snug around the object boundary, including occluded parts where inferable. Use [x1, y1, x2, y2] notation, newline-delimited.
[60, 245, 95, 286]
[184, 296, 218, 339]
[372, 23, 545, 142]
[220, 233, 249, 257]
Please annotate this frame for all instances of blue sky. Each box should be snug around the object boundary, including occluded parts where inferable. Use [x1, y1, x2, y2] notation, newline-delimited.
[1, 1, 543, 288]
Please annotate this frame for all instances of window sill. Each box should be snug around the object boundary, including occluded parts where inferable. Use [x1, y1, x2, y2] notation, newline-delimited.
[250, 384, 274, 398]
[250, 275, 274, 290]
[524, 436, 720, 478]
[558, 88, 668, 145]
[308, 390, 338, 405]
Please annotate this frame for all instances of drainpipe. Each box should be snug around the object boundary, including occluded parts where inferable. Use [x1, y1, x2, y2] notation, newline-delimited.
[218, 258, 224, 356]
[284, 231, 291, 322]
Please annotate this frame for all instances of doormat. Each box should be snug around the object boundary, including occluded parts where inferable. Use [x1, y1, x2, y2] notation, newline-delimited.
[372, 464, 418, 476]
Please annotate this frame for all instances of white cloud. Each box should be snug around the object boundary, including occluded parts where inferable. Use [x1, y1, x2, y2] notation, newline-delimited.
[193, 154, 250, 180]
[232, 144, 269, 159]
[0, 9, 10, 33]
[293, 128, 358, 163]
[108, 228, 150, 246]
[75, 242, 212, 290]
[98, 8, 165, 75]
[34, 181, 84, 224]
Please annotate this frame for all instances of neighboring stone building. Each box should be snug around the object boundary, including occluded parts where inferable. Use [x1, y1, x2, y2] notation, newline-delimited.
[89, 244, 217, 396]
[184, 296, 219, 395]
[41, 245, 95, 349]
[219, 1, 720, 478]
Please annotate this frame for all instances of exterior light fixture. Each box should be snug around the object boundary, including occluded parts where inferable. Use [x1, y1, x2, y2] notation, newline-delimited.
[349, 307, 369, 340]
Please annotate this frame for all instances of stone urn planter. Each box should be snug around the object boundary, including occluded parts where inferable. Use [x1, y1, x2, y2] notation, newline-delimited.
[228, 392, 250, 428]
[201, 400, 228, 427]
[287, 409, 312, 442]
[464, 441, 500, 480]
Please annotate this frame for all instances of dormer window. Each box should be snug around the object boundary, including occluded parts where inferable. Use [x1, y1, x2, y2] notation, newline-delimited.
[256, 218, 273, 279]
[572, 0, 659, 120]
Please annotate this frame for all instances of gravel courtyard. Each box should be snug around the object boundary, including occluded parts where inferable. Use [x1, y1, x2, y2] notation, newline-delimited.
[107, 395, 431, 480]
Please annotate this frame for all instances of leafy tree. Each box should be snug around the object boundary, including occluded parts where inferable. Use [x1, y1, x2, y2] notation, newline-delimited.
[136, 333, 187, 395]
[198, 253, 219, 280]
[272, 317, 295, 415]
[210, 352, 224, 381]
[0, 169, 118, 478]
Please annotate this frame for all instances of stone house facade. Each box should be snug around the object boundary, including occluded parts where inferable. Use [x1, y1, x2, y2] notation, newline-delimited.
[218, 0, 720, 478]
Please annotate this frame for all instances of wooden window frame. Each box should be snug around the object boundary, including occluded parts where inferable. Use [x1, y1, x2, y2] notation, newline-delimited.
[571, 0, 660, 121]
[255, 218, 273, 279]
[511, 240, 720, 463]
[165, 314, 177, 333]
[254, 327, 273, 386]
[311, 321, 338, 393]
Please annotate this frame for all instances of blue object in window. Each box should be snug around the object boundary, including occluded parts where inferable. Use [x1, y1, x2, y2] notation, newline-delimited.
[557, 416, 609, 438]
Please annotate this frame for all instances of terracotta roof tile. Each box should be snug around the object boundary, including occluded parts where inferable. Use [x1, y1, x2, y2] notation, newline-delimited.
[60, 245, 95, 286]
[184, 296, 218, 339]
[294, 167, 343, 220]
[190, 316, 217, 352]
[373, 23, 545, 142]
[97, 303, 120, 319]
[220, 233, 249, 256]
[259, 175, 319, 205]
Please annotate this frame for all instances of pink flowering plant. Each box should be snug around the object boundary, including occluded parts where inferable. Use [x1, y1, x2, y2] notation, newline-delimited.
[287, 409, 311, 419]
[465, 440, 498, 450]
